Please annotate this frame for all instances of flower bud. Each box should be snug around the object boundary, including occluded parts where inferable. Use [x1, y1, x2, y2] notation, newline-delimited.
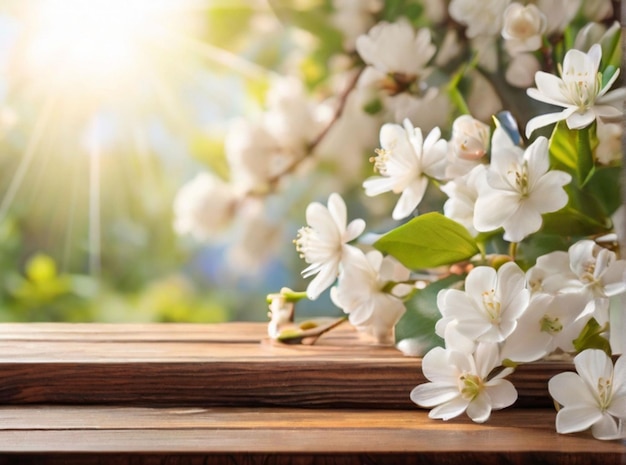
[502, 3, 547, 55]
[450, 115, 490, 161]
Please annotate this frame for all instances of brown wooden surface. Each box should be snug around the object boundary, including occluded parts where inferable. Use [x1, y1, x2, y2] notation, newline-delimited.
[0, 322, 573, 408]
[0, 323, 623, 464]
[0, 406, 624, 464]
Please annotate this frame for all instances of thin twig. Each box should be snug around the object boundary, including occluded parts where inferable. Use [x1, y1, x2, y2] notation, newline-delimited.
[264, 66, 365, 191]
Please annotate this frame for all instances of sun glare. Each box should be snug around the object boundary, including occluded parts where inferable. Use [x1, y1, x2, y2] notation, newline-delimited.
[16, 0, 197, 97]
[0, 0, 277, 275]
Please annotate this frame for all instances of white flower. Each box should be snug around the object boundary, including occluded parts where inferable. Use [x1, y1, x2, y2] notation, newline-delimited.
[331, 249, 409, 344]
[526, 249, 575, 294]
[173, 172, 239, 241]
[363, 119, 447, 220]
[295, 193, 366, 300]
[525, 44, 626, 137]
[435, 262, 530, 343]
[568, 240, 626, 325]
[264, 76, 321, 147]
[501, 3, 547, 55]
[549, 349, 626, 440]
[226, 77, 321, 193]
[449, 0, 511, 38]
[225, 119, 288, 194]
[356, 19, 435, 81]
[500, 292, 589, 362]
[441, 164, 487, 236]
[450, 114, 490, 162]
[473, 128, 571, 242]
[410, 343, 518, 423]
[527, 240, 626, 326]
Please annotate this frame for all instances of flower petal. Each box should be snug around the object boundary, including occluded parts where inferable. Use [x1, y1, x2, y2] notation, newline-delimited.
[500, 324, 550, 363]
[525, 107, 576, 138]
[497, 262, 526, 304]
[429, 396, 470, 421]
[556, 405, 604, 434]
[344, 218, 366, 242]
[485, 379, 518, 410]
[591, 413, 623, 440]
[597, 86, 626, 106]
[523, 136, 549, 181]
[611, 355, 626, 398]
[529, 72, 569, 107]
[549, 371, 597, 407]
[465, 266, 497, 301]
[593, 104, 623, 119]
[501, 201, 542, 242]
[305, 260, 339, 300]
[392, 178, 427, 220]
[466, 392, 492, 423]
[607, 395, 626, 419]
[421, 347, 459, 383]
[363, 176, 398, 197]
[574, 349, 613, 394]
[566, 110, 596, 130]
[474, 190, 520, 232]
[305, 202, 339, 241]
[410, 382, 460, 407]
[527, 172, 572, 214]
[326, 193, 347, 233]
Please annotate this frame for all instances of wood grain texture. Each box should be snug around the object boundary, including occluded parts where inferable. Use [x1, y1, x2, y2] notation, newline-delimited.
[0, 323, 573, 408]
[0, 324, 622, 464]
[0, 406, 623, 462]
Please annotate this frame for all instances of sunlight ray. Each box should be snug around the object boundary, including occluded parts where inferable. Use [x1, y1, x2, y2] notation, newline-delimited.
[0, 94, 57, 225]
[87, 118, 102, 277]
[157, 26, 281, 80]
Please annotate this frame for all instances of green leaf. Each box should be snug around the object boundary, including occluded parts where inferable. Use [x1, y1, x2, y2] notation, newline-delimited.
[549, 121, 577, 172]
[576, 126, 594, 186]
[549, 121, 600, 187]
[374, 213, 480, 270]
[573, 318, 611, 356]
[542, 205, 610, 237]
[600, 22, 621, 71]
[601, 65, 618, 89]
[585, 166, 623, 216]
[395, 274, 463, 348]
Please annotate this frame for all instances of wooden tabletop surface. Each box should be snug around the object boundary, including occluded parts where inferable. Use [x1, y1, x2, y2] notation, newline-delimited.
[0, 322, 622, 464]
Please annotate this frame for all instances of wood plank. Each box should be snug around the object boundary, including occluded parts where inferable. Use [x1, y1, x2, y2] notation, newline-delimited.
[0, 406, 622, 455]
[0, 452, 617, 465]
[0, 322, 268, 342]
[0, 323, 573, 408]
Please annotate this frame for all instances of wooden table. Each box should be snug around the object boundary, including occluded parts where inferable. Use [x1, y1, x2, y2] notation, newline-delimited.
[0, 322, 623, 464]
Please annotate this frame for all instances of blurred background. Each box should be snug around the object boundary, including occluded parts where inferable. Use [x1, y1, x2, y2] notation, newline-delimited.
[0, 0, 620, 324]
[0, 0, 338, 323]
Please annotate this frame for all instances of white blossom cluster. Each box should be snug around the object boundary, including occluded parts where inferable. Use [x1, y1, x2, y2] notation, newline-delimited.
[171, 0, 626, 439]
[173, 0, 622, 274]
[413, 243, 626, 429]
